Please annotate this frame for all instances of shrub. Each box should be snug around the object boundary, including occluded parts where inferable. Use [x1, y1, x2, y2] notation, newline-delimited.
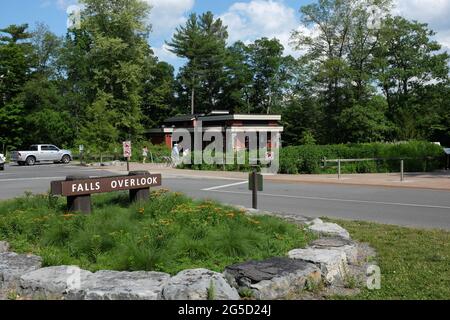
[0, 192, 313, 275]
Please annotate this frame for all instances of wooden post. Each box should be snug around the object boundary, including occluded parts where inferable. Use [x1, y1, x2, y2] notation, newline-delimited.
[129, 171, 150, 203]
[66, 176, 92, 214]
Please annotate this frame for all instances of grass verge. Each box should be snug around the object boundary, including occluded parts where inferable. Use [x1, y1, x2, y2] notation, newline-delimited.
[0, 191, 312, 275]
[328, 219, 450, 300]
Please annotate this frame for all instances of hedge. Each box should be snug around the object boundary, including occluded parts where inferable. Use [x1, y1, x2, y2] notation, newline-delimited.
[280, 141, 445, 174]
[180, 141, 446, 174]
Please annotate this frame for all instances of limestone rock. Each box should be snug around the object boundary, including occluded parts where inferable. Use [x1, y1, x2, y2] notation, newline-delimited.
[0, 253, 42, 289]
[289, 248, 348, 284]
[67, 271, 171, 300]
[224, 258, 321, 300]
[307, 220, 351, 240]
[20, 266, 92, 298]
[163, 269, 240, 301]
[0, 241, 10, 253]
[310, 237, 359, 265]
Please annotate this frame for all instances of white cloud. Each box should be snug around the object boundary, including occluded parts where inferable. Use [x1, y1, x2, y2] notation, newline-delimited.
[219, 0, 301, 57]
[152, 43, 183, 65]
[394, 0, 450, 51]
[145, 0, 195, 37]
[55, 0, 77, 10]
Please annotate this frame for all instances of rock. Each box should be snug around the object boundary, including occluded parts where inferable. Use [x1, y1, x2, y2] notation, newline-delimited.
[308, 220, 351, 240]
[0, 241, 10, 253]
[289, 248, 348, 284]
[20, 266, 92, 298]
[0, 253, 42, 290]
[306, 218, 324, 226]
[224, 258, 321, 300]
[67, 271, 171, 300]
[310, 237, 359, 265]
[163, 269, 240, 301]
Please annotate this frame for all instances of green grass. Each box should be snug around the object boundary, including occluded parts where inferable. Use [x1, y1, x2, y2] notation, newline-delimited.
[0, 191, 312, 275]
[328, 219, 450, 300]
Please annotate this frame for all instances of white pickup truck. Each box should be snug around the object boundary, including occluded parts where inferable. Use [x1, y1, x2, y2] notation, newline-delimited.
[11, 145, 72, 166]
[0, 153, 5, 171]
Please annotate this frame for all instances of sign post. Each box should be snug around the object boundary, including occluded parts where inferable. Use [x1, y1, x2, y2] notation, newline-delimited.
[249, 166, 263, 210]
[79, 145, 84, 166]
[123, 141, 132, 172]
[444, 148, 450, 171]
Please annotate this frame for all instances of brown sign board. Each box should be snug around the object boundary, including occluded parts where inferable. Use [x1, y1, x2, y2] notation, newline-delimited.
[51, 174, 162, 197]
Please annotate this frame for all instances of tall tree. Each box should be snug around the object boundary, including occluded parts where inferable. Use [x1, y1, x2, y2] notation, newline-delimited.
[64, 0, 153, 142]
[373, 16, 450, 139]
[248, 38, 287, 114]
[0, 24, 33, 150]
[141, 61, 176, 128]
[168, 12, 228, 114]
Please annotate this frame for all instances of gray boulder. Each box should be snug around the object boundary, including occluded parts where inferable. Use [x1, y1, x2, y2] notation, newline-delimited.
[67, 271, 170, 300]
[0, 252, 42, 290]
[0, 241, 10, 253]
[307, 220, 351, 240]
[289, 248, 348, 284]
[20, 266, 92, 298]
[310, 237, 359, 265]
[163, 269, 240, 300]
[224, 258, 321, 300]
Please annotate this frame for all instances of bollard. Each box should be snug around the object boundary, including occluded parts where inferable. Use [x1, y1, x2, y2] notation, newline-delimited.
[129, 171, 151, 203]
[66, 176, 92, 214]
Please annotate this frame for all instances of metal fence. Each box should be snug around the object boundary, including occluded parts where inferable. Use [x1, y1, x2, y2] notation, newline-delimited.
[321, 157, 438, 181]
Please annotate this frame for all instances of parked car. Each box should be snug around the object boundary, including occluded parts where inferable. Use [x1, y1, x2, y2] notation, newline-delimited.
[10, 145, 72, 166]
[0, 153, 5, 171]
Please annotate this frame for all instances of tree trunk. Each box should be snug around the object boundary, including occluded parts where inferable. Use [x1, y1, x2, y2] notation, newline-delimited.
[191, 87, 195, 115]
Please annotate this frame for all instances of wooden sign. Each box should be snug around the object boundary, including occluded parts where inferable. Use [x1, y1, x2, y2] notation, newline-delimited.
[51, 174, 162, 197]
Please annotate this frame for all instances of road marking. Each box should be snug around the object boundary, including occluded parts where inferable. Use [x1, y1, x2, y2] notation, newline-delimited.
[0, 177, 65, 182]
[0, 175, 112, 182]
[202, 181, 248, 191]
[206, 190, 450, 210]
[164, 174, 245, 182]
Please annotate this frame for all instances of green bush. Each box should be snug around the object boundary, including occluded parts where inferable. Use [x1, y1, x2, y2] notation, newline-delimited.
[281, 141, 445, 174]
[179, 141, 445, 174]
[0, 192, 313, 275]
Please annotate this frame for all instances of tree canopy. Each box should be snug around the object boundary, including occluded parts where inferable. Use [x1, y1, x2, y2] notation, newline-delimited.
[0, 0, 449, 153]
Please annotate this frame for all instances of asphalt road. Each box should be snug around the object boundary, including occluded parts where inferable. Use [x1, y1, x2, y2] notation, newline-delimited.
[1, 164, 449, 230]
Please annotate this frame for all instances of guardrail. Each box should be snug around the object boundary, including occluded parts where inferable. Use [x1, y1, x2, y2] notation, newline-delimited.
[73, 151, 170, 165]
[321, 157, 438, 181]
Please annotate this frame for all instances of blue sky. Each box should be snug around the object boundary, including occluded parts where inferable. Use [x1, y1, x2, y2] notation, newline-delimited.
[1, 0, 450, 70]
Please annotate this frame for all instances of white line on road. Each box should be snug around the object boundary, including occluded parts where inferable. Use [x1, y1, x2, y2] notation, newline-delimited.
[207, 190, 450, 210]
[0, 175, 110, 183]
[202, 181, 248, 191]
[0, 177, 65, 182]
[164, 174, 245, 182]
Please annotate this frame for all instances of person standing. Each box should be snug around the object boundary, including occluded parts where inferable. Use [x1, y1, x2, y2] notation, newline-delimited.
[142, 146, 149, 164]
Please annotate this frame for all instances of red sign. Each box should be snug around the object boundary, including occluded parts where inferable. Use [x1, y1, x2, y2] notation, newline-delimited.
[123, 141, 132, 158]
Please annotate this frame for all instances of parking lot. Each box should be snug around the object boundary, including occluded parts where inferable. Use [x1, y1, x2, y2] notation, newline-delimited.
[1, 163, 450, 230]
